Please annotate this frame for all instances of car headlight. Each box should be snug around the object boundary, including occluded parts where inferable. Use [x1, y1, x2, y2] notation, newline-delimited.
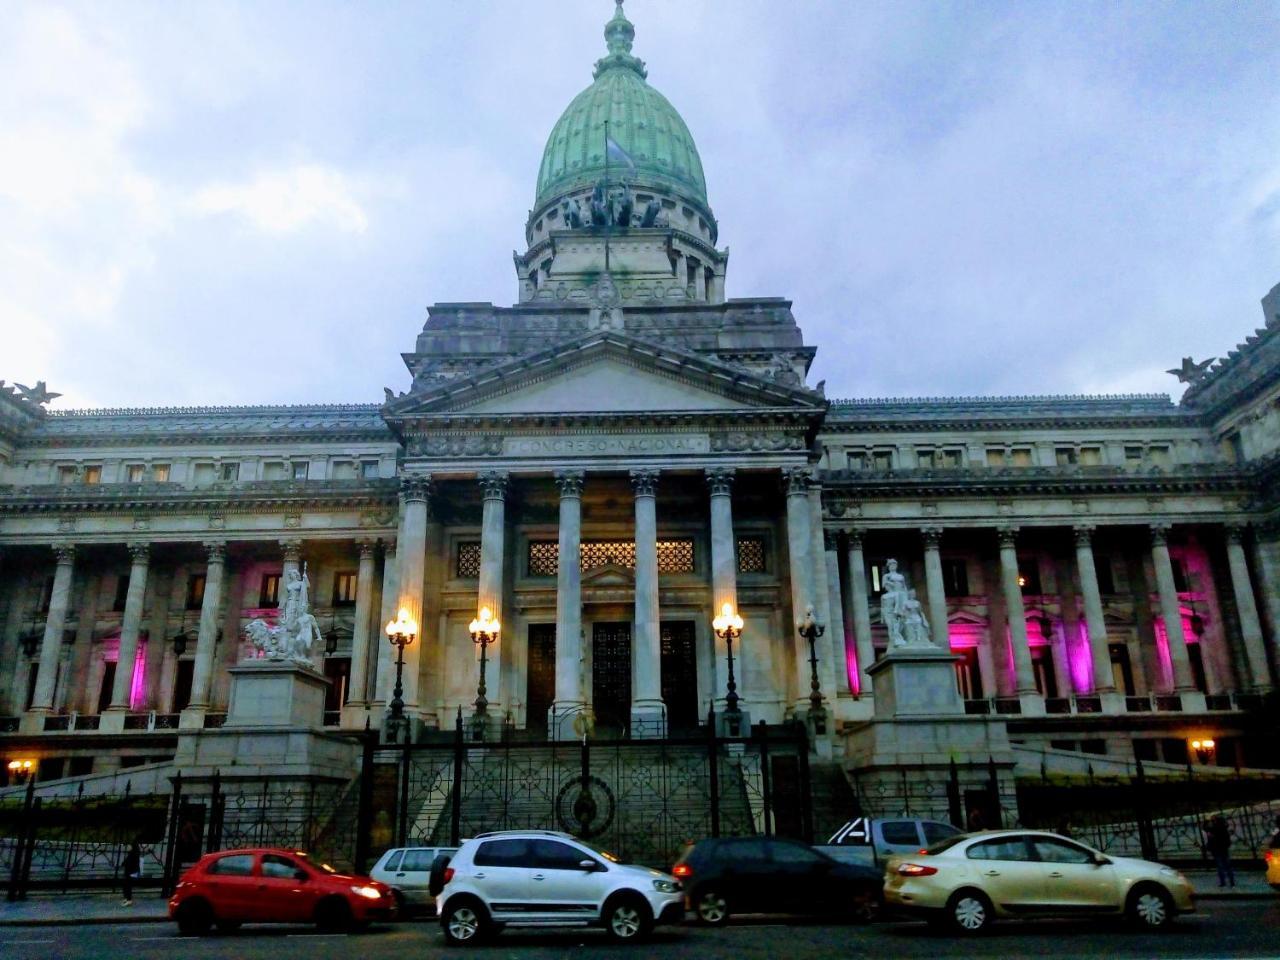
[653, 879, 680, 893]
[351, 885, 383, 900]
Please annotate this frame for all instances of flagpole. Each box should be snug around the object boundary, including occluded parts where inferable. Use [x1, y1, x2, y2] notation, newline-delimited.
[603, 119, 611, 272]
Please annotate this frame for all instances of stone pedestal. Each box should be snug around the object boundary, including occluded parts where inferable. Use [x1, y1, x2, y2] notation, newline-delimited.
[868, 646, 964, 718]
[226, 660, 329, 728]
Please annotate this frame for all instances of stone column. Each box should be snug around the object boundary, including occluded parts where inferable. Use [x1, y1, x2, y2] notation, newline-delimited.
[343, 539, 378, 722]
[1251, 535, 1280, 682]
[630, 470, 664, 733]
[552, 471, 584, 732]
[783, 467, 816, 712]
[1149, 525, 1196, 693]
[182, 542, 226, 724]
[394, 477, 431, 717]
[107, 543, 150, 713]
[1073, 526, 1117, 696]
[842, 529, 876, 695]
[706, 469, 738, 710]
[806, 481, 840, 703]
[822, 530, 850, 697]
[279, 537, 302, 584]
[921, 527, 951, 649]
[373, 540, 398, 706]
[27, 545, 76, 718]
[1225, 525, 1273, 693]
[997, 528, 1039, 698]
[475, 471, 508, 721]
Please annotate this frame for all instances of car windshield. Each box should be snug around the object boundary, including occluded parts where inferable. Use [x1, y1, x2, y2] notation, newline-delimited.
[295, 852, 337, 874]
[925, 835, 968, 856]
[581, 840, 624, 864]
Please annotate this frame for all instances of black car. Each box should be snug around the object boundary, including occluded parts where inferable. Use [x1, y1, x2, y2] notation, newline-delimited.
[672, 837, 882, 925]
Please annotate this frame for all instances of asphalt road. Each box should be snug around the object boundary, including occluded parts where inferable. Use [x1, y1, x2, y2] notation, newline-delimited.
[3, 903, 1279, 960]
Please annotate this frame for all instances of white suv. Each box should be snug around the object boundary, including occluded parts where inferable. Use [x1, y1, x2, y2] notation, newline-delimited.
[435, 830, 684, 945]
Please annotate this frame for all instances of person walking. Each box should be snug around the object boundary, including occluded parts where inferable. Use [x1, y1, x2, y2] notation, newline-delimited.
[121, 840, 142, 906]
[1204, 815, 1234, 888]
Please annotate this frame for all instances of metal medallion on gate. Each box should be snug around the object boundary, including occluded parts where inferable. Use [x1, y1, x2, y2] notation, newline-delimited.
[556, 775, 616, 839]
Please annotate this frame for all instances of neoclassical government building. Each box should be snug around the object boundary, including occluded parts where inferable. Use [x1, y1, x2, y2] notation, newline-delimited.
[3, 3, 1279, 785]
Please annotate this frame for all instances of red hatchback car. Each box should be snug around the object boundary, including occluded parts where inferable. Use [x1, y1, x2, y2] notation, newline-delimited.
[168, 848, 396, 934]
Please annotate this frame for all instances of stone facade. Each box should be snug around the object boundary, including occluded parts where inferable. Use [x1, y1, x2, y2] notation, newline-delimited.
[2, 4, 1279, 788]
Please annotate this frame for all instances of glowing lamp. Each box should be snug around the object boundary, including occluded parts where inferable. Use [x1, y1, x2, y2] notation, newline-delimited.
[712, 602, 744, 638]
[468, 607, 501, 640]
[384, 608, 417, 643]
[1190, 738, 1216, 764]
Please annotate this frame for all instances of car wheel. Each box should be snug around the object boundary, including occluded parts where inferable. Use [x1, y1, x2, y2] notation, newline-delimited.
[215, 919, 241, 933]
[693, 886, 729, 926]
[175, 899, 214, 936]
[315, 896, 353, 932]
[603, 894, 652, 943]
[1128, 885, 1174, 930]
[850, 887, 882, 924]
[441, 898, 489, 947]
[946, 890, 992, 935]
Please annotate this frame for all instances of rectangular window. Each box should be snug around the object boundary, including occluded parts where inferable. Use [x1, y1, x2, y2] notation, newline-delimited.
[360, 460, 380, 479]
[869, 562, 884, 594]
[1149, 444, 1171, 467]
[125, 464, 146, 483]
[986, 449, 1006, 467]
[916, 449, 935, 469]
[942, 558, 969, 596]
[58, 465, 78, 484]
[847, 452, 866, 471]
[1079, 446, 1102, 466]
[220, 462, 240, 482]
[941, 449, 964, 468]
[526, 539, 695, 576]
[456, 542, 481, 579]
[263, 461, 286, 481]
[152, 463, 171, 482]
[330, 461, 355, 480]
[186, 574, 206, 610]
[83, 465, 102, 484]
[291, 462, 309, 481]
[1124, 446, 1144, 464]
[1010, 448, 1033, 467]
[332, 571, 357, 606]
[1055, 447, 1077, 466]
[113, 575, 131, 612]
[259, 573, 281, 608]
[871, 450, 893, 471]
[736, 537, 767, 574]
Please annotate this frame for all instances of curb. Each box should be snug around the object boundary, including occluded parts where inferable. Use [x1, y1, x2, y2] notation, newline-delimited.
[0, 915, 170, 928]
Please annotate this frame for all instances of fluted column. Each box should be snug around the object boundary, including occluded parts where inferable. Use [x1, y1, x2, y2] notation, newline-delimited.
[997, 528, 1038, 696]
[1225, 525, 1272, 693]
[373, 540, 398, 706]
[783, 467, 817, 711]
[28, 545, 76, 715]
[822, 530, 851, 695]
[842, 529, 876, 695]
[108, 543, 150, 711]
[344, 539, 378, 717]
[185, 542, 227, 715]
[806, 480, 840, 702]
[630, 470, 664, 733]
[1073, 525, 1116, 694]
[474, 471, 508, 719]
[394, 477, 431, 716]
[921, 527, 951, 649]
[706, 469, 738, 709]
[553, 471, 585, 730]
[1149, 525, 1196, 693]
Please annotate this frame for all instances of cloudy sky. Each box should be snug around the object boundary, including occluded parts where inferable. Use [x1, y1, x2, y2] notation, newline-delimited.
[3, 0, 1278, 409]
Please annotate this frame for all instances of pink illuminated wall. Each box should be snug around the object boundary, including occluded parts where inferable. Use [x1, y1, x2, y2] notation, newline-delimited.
[129, 641, 147, 710]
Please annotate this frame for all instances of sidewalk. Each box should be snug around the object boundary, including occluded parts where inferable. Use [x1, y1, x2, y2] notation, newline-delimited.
[0, 890, 169, 926]
[1184, 868, 1276, 900]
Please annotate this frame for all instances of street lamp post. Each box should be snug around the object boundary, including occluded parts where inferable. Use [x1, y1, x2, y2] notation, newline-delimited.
[712, 602, 745, 734]
[797, 607, 826, 734]
[468, 607, 500, 740]
[1190, 737, 1216, 765]
[383, 608, 418, 743]
[6, 759, 35, 785]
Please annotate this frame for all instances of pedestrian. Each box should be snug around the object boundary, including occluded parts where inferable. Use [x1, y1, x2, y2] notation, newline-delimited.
[122, 840, 142, 906]
[1204, 815, 1234, 888]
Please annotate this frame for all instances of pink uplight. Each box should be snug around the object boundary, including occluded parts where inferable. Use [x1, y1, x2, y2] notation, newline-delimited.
[129, 640, 147, 710]
[1069, 622, 1094, 694]
[845, 636, 860, 695]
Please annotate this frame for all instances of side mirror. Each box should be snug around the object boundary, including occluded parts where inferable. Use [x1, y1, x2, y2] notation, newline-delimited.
[1094, 856, 1112, 867]
[579, 859, 600, 872]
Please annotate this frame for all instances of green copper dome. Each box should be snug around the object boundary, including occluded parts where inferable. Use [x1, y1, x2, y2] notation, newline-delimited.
[534, 2, 708, 211]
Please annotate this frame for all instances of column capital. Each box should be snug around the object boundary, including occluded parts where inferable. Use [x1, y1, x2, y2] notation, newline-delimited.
[1225, 523, 1247, 546]
[278, 539, 303, 563]
[843, 526, 865, 548]
[127, 542, 151, 565]
[704, 467, 735, 497]
[51, 544, 76, 564]
[921, 526, 944, 548]
[996, 526, 1019, 548]
[1072, 524, 1095, 546]
[478, 470, 509, 501]
[203, 541, 227, 563]
[381, 537, 397, 557]
[782, 466, 810, 496]
[399, 474, 433, 505]
[1149, 522, 1171, 547]
[356, 538, 377, 560]
[630, 469, 659, 498]
[554, 470, 585, 498]
[823, 529, 840, 552]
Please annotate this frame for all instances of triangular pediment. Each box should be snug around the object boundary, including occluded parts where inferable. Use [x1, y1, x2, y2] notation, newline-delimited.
[384, 331, 825, 420]
[582, 564, 635, 587]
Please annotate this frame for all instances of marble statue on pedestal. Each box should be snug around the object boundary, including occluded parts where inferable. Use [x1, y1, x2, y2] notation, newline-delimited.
[880, 558, 933, 648]
[244, 565, 322, 665]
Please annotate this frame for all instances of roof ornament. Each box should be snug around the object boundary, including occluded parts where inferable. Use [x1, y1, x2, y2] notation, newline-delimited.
[1166, 356, 1216, 385]
[594, 0, 646, 79]
[586, 273, 625, 332]
[9, 380, 62, 406]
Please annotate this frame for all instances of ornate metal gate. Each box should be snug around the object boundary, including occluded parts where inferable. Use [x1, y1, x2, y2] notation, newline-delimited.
[592, 622, 632, 732]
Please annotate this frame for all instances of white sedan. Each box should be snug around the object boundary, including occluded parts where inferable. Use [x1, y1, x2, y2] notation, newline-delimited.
[884, 830, 1194, 934]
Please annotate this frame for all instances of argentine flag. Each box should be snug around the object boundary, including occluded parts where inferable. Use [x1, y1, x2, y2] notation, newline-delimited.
[606, 135, 638, 179]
